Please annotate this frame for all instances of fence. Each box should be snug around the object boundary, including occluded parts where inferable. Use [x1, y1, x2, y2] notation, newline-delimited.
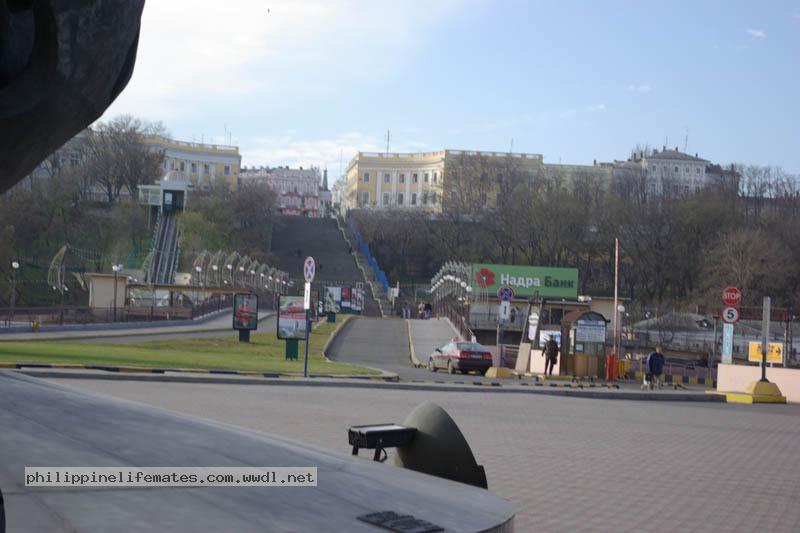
[0, 293, 267, 328]
[345, 211, 389, 295]
[437, 301, 475, 342]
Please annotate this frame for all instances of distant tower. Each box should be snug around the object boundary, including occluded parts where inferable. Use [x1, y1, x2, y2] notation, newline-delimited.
[322, 168, 329, 191]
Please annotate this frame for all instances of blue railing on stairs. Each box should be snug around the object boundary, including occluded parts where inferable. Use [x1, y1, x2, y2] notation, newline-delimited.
[346, 211, 389, 296]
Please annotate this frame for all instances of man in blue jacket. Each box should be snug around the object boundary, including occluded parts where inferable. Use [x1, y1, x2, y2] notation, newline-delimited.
[646, 346, 666, 390]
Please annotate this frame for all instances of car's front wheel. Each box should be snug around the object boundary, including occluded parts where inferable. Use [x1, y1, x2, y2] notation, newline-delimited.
[428, 358, 436, 372]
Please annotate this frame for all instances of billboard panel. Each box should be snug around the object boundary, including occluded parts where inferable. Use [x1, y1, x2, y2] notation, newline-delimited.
[233, 293, 258, 331]
[341, 286, 352, 310]
[352, 288, 364, 312]
[277, 295, 307, 340]
[747, 341, 783, 364]
[324, 286, 342, 313]
[471, 263, 578, 299]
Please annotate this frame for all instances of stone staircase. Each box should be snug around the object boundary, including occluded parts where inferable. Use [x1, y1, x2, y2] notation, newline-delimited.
[337, 218, 392, 317]
[269, 216, 382, 317]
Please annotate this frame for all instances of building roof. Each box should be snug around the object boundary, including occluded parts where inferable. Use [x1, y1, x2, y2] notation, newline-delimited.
[646, 149, 708, 163]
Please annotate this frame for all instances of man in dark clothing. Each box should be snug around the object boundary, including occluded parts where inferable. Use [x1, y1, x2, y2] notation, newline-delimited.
[543, 336, 559, 376]
[645, 346, 666, 390]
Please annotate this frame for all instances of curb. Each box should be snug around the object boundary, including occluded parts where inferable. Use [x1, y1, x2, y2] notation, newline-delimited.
[0, 362, 399, 382]
[407, 319, 423, 368]
[12, 369, 725, 401]
[321, 315, 353, 362]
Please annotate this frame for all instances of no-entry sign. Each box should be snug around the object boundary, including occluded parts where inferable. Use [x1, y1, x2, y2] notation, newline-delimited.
[722, 287, 741, 307]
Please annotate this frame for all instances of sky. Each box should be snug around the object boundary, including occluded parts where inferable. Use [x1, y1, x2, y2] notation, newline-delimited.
[102, 0, 800, 180]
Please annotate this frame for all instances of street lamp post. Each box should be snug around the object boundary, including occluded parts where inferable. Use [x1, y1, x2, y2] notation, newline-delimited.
[9, 260, 20, 325]
[112, 264, 122, 322]
[195, 265, 202, 316]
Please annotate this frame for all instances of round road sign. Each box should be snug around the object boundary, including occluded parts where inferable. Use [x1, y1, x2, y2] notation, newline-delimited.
[722, 287, 741, 307]
[303, 256, 316, 283]
[497, 286, 514, 302]
[722, 306, 739, 324]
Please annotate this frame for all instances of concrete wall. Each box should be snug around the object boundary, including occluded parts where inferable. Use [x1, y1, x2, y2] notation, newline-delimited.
[717, 363, 800, 403]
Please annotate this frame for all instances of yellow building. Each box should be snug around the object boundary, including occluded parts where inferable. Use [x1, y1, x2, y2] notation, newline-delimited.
[344, 150, 544, 211]
[142, 136, 241, 191]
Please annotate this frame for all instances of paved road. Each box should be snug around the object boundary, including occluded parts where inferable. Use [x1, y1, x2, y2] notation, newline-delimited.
[408, 317, 462, 365]
[66, 316, 278, 344]
[0, 371, 512, 532]
[327, 317, 494, 382]
[0, 311, 273, 342]
[55, 376, 800, 533]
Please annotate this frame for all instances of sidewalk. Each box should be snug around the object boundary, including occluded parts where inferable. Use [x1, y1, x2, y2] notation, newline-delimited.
[0, 311, 273, 342]
[7, 367, 725, 401]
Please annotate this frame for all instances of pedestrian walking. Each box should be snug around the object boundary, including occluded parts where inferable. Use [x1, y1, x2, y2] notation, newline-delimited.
[418, 302, 425, 320]
[645, 346, 666, 390]
[543, 335, 559, 376]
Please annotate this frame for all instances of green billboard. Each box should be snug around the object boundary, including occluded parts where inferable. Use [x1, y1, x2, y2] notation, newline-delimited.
[471, 263, 578, 299]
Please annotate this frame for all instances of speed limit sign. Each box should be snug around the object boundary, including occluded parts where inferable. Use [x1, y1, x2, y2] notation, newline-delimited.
[722, 306, 739, 324]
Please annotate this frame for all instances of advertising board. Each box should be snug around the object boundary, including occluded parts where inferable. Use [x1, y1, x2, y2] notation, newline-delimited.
[233, 294, 258, 331]
[277, 295, 307, 340]
[471, 263, 578, 298]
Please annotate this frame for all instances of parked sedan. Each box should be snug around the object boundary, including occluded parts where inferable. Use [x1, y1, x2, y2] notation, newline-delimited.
[428, 341, 493, 375]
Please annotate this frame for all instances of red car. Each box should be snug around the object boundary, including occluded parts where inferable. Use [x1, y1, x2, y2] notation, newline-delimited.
[428, 341, 493, 375]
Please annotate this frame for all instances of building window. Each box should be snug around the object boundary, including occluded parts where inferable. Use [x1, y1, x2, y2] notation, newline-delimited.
[363, 172, 370, 182]
[399, 174, 405, 184]
[433, 172, 438, 183]
[70, 153, 79, 167]
[422, 192, 428, 205]
[179, 161, 185, 171]
[191, 162, 197, 173]
[164, 160, 168, 169]
[362, 191, 369, 206]
[424, 173, 429, 183]
[674, 166, 679, 172]
[411, 193, 417, 205]
[450, 190, 457, 201]
[481, 192, 488, 206]
[224, 165, 231, 176]
[203, 164, 209, 174]
[413, 173, 418, 183]
[383, 192, 390, 205]
[432, 192, 438, 204]
[696, 168, 700, 174]
[398, 193, 404, 205]
[384, 173, 390, 183]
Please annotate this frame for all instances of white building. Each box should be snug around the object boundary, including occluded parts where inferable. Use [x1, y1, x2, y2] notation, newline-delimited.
[617, 147, 709, 197]
[239, 166, 322, 217]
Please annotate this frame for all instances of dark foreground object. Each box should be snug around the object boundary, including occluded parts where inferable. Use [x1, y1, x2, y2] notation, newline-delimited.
[0, 372, 514, 532]
[0, 1, 145, 193]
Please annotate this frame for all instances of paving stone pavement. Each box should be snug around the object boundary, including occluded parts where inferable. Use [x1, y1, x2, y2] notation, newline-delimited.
[53, 378, 800, 533]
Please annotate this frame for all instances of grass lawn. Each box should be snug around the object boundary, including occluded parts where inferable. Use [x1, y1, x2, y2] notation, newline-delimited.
[0, 320, 378, 376]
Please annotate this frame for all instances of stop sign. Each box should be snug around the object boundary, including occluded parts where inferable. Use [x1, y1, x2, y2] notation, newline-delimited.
[722, 287, 742, 307]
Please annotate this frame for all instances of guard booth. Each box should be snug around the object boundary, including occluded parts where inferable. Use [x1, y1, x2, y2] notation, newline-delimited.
[560, 310, 608, 378]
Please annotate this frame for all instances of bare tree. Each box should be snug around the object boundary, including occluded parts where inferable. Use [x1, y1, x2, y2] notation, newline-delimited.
[82, 115, 166, 203]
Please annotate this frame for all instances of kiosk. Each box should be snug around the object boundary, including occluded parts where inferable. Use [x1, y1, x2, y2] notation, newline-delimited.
[559, 310, 608, 378]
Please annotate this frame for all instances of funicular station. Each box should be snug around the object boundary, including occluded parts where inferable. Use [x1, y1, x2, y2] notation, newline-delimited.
[430, 261, 619, 378]
[47, 171, 292, 323]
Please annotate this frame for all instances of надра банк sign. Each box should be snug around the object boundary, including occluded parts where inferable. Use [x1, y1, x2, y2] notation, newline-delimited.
[471, 263, 578, 299]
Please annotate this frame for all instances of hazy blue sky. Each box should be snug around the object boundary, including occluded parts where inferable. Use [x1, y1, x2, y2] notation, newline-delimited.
[103, 0, 800, 178]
